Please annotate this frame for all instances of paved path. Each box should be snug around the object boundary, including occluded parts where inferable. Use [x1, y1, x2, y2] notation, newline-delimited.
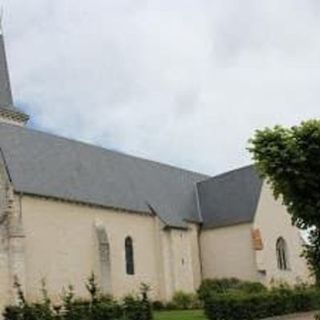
[265, 312, 316, 320]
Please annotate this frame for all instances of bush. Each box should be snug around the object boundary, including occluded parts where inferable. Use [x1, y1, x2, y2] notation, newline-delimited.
[236, 281, 267, 294]
[123, 283, 153, 320]
[172, 291, 200, 310]
[198, 278, 267, 301]
[152, 301, 165, 311]
[203, 287, 320, 320]
[3, 276, 152, 320]
[198, 278, 240, 297]
[164, 302, 178, 310]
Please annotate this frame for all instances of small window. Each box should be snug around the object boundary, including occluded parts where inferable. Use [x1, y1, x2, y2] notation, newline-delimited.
[125, 236, 135, 275]
[276, 237, 289, 270]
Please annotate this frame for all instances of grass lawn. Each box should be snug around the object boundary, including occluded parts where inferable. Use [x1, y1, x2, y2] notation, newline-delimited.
[154, 310, 206, 320]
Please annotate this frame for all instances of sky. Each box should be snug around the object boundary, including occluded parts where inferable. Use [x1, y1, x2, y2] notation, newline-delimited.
[2, 0, 320, 175]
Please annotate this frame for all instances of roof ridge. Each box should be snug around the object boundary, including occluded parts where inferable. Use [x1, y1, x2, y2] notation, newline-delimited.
[198, 164, 255, 185]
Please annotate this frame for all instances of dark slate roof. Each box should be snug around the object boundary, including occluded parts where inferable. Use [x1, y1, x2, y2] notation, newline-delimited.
[196, 165, 263, 229]
[0, 34, 14, 109]
[0, 123, 208, 228]
[0, 124, 265, 229]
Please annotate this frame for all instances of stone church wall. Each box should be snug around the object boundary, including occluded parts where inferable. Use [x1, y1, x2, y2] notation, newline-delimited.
[20, 196, 161, 302]
[200, 223, 258, 281]
[199, 185, 311, 287]
[152, 219, 201, 301]
[0, 157, 10, 312]
[2, 182, 310, 309]
[167, 226, 199, 294]
[16, 195, 203, 304]
[253, 183, 311, 285]
[0, 157, 28, 314]
[188, 223, 202, 291]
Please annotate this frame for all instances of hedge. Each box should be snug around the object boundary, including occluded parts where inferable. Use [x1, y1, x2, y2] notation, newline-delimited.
[203, 287, 320, 320]
[198, 278, 267, 301]
[3, 275, 153, 320]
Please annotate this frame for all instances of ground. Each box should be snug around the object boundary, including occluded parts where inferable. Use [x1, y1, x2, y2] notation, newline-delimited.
[154, 310, 316, 320]
[154, 310, 205, 320]
[264, 312, 315, 320]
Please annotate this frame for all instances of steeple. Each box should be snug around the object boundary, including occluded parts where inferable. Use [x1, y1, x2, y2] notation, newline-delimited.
[0, 26, 29, 125]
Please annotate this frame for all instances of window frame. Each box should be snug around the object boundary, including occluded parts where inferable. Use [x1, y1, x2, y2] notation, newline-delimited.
[276, 237, 290, 271]
[125, 236, 135, 275]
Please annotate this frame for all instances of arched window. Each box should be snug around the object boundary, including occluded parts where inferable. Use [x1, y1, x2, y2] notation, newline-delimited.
[276, 237, 289, 270]
[125, 236, 135, 275]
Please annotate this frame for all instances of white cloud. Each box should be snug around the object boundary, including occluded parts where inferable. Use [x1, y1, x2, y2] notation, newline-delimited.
[3, 0, 320, 174]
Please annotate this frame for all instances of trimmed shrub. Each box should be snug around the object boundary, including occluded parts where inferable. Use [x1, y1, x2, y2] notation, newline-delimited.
[172, 291, 191, 309]
[164, 302, 178, 310]
[198, 278, 267, 301]
[203, 287, 320, 320]
[151, 291, 202, 311]
[172, 291, 200, 310]
[236, 281, 267, 294]
[198, 278, 240, 297]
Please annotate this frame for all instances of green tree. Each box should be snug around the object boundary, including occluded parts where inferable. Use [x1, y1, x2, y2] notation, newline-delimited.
[248, 119, 320, 284]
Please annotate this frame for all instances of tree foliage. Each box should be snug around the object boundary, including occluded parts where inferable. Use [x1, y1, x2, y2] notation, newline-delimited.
[248, 119, 320, 283]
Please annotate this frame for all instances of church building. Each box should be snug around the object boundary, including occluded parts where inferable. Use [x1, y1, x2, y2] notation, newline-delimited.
[0, 30, 310, 309]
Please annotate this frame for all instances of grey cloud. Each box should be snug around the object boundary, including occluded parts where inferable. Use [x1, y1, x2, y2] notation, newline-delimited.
[2, 0, 320, 175]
